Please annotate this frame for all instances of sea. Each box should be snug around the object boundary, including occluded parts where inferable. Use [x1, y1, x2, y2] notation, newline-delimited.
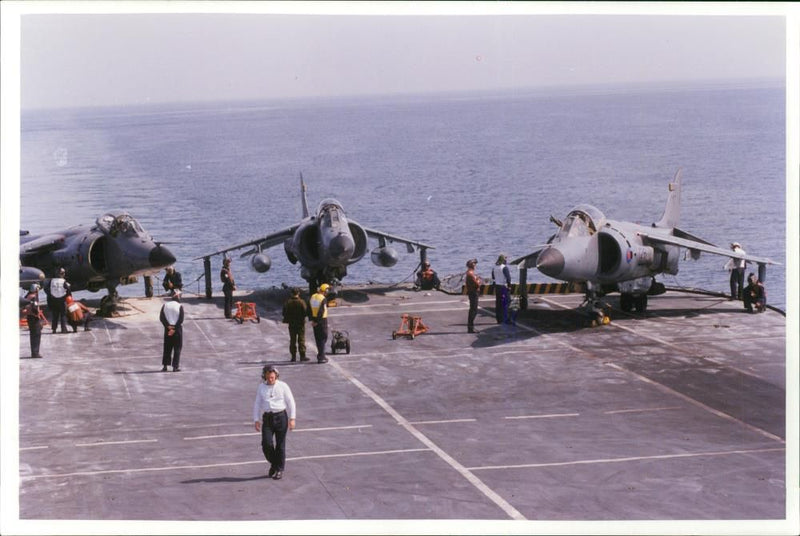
[20, 82, 788, 311]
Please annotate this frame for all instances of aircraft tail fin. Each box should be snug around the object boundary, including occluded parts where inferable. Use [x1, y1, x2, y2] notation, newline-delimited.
[300, 173, 310, 218]
[654, 169, 682, 229]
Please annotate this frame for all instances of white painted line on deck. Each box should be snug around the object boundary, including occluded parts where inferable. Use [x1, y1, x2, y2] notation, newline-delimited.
[191, 318, 221, 358]
[468, 447, 785, 471]
[329, 360, 527, 521]
[504, 413, 580, 420]
[184, 424, 373, 440]
[535, 296, 785, 443]
[75, 439, 158, 447]
[407, 418, 477, 425]
[606, 362, 784, 443]
[21, 447, 430, 480]
[604, 406, 682, 415]
[332, 306, 471, 318]
[20, 446, 49, 451]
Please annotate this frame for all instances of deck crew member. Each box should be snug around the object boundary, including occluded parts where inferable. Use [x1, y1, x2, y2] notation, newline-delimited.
[491, 254, 512, 324]
[743, 273, 767, 313]
[48, 267, 70, 334]
[414, 261, 441, 291]
[309, 283, 331, 363]
[282, 287, 308, 362]
[159, 291, 184, 372]
[725, 242, 747, 300]
[465, 259, 481, 333]
[220, 257, 236, 319]
[22, 284, 44, 358]
[253, 365, 296, 480]
[65, 293, 94, 332]
[162, 266, 183, 296]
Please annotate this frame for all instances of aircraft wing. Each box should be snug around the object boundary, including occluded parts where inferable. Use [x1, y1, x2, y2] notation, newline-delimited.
[362, 226, 436, 251]
[637, 232, 780, 265]
[193, 224, 299, 260]
[510, 245, 553, 268]
[19, 233, 66, 257]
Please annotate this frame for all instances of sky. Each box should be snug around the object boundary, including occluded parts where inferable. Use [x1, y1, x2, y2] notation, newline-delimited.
[7, 3, 792, 110]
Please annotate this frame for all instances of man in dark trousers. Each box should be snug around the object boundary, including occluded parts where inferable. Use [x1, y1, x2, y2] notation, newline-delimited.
[282, 287, 308, 362]
[308, 283, 330, 364]
[253, 365, 296, 480]
[48, 267, 70, 334]
[159, 291, 184, 372]
[465, 259, 482, 333]
[22, 284, 44, 358]
[220, 257, 236, 319]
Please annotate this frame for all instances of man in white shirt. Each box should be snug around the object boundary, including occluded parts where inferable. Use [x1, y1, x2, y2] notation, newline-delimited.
[159, 291, 184, 372]
[48, 267, 70, 333]
[253, 365, 296, 480]
[491, 254, 512, 324]
[727, 242, 747, 300]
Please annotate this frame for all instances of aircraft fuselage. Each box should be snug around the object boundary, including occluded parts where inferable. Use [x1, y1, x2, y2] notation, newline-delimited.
[20, 212, 176, 293]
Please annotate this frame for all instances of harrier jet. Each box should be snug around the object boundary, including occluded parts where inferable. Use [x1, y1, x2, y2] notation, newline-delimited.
[511, 170, 778, 313]
[197, 176, 434, 295]
[20, 211, 176, 306]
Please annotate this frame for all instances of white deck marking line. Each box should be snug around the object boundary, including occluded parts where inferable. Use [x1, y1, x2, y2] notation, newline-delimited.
[21, 448, 430, 480]
[332, 306, 472, 318]
[536, 295, 785, 442]
[604, 406, 682, 415]
[184, 424, 373, 440]
[20, 446, 49, 451]
[606, 362, 784, 443]
[329, 360, 526, 521]
[75, 439, 158, 447]
[504, 413, 580, 420]
[407, 418, 477, 425]
[467, 446, 785, 471]
[539, 295, 778, 383]
[191, 318, 221, 357]
[342, 298, 467, 309]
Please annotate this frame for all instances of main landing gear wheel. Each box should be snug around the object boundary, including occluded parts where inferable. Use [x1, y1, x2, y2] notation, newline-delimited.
[621, 293, 648, 313]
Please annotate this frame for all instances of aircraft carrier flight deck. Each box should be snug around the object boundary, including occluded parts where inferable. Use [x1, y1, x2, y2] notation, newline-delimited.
[16, 284, 787, 526]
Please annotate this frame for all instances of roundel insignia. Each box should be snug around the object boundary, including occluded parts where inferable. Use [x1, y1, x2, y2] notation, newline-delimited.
[626, 250, 633, 263]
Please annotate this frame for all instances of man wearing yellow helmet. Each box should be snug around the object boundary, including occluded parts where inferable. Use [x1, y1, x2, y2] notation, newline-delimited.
[308, 283, 331, 363]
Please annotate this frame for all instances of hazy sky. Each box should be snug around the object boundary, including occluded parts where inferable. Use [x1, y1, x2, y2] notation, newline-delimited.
[11, 3, 790, 110]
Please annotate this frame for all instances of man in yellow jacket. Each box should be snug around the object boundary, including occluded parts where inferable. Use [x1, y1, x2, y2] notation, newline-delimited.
[309, 283, 330, 364]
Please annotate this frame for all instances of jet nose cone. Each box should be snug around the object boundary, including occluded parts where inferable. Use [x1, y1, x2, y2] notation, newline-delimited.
[536, 247, 565, 278]
[149, 244, 176, 268]
[329, 234, 355, 261]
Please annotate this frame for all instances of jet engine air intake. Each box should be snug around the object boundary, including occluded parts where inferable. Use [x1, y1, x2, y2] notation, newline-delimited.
[597, 231, 622, 275]
[87, 235, 108, 274]
[293, 221, 322, 268]
[348, 222, 368, 264]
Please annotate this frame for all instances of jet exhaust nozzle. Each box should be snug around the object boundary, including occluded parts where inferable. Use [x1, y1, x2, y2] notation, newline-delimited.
[149, 245, 177, 268]
[536, 247, 565, 278]
[251, 253, 272, 273]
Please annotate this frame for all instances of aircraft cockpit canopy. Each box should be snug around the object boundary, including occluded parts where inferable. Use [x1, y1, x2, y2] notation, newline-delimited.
[562, 205, 606, 237]
[317, 199, 345, 225]
[97, 212, 145, 237]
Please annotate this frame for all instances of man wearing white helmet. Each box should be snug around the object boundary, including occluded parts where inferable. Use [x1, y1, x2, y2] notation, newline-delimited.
[308, 283, 331, 363]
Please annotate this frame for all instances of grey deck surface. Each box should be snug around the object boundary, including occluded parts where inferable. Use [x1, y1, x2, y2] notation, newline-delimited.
[15, 285, 789, 531]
